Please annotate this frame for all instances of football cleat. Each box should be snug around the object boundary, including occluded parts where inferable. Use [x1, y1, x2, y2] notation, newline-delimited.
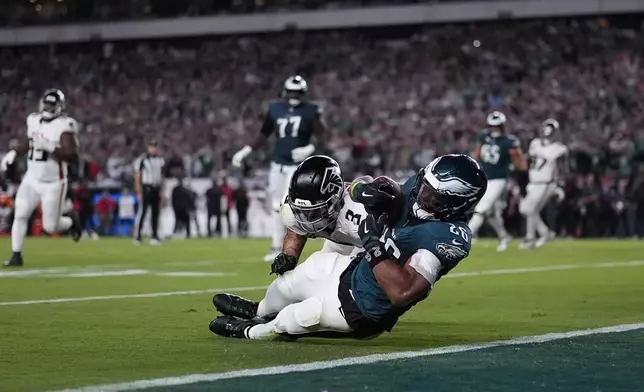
[149, 238, 163, 246]
[213, 293, 259, 320]
[3, 253, 24, 268]
[209, 315, 259, 339]
[519, 240, 535, 250]
[497, 236, 512, 252]
[67, 211, 83, 242]
[536, 231, 556, 248]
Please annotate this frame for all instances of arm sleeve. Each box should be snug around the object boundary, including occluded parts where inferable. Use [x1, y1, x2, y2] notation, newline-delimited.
[407, 249, 442, 286]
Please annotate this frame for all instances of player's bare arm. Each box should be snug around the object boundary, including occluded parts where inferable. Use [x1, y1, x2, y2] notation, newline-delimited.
[373, 258, 431, 306]
[269, 229, 306, 275]
[282, 229, 307, 259]
[53, 132, 78, 163]
[312, 115, 328, 148]
[471, 142, 482, 160]
[509, 147, 528, 171]
[510, 147, 529, 195]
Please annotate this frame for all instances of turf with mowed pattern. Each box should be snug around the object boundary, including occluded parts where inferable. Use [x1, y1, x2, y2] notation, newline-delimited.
[0, 238, 642, 391]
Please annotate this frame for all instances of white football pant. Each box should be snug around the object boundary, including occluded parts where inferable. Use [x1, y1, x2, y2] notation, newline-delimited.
[14, 178, 71, 234]
[248, 251, 353, 339]
[468, 178, 509, 239]
[268, 162, 297, 251]
[519, 183, 557, 241]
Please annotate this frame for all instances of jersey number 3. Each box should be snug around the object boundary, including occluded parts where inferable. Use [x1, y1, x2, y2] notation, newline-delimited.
[28, 138, 48, 162]
[277, 116, 301, 138]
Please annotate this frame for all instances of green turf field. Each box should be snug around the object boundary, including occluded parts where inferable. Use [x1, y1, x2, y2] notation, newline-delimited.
[0, 238, 643, 392]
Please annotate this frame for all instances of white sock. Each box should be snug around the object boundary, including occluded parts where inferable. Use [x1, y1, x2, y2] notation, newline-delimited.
[525, 214, 537, 241]
[468, 213, 485, 237]
[271, 210, 285, 251]
[488, 214, 509, 239]
[250, 302, 316, 340]
[11, 218, 29, 253]
[58, 216, 73, 232]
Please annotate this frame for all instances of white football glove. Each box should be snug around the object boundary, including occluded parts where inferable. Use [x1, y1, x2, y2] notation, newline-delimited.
[0, 150, 16, 172]
[291, 144, 315, 163]
[554, 186, 566, 202]
[232, 145, 252, 168]
[33, 135, 57, 153]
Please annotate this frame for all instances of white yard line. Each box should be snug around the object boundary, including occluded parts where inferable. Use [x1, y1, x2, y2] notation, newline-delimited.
[0, 286, 267, 306]
[1, 259, 643, 307]
[54, 322, 644, 392]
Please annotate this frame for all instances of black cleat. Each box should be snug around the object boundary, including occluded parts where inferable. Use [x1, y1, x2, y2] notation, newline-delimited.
[209, 315, 259, 339]
[67, 211, 83, 242]
[3, 253, 24, 267]
[213, 293, 259, 320]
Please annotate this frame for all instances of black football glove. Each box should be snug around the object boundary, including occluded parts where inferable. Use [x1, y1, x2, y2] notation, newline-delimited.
[517, 171, 529, 197]
[352, 180, 396, 217]
[358, 213, 389, 249]
[270, 253, 298, 275]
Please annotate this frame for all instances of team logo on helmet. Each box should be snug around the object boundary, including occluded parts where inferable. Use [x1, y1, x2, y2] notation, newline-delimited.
[425, 157, 483, 198]
[320, 166, 343, 195]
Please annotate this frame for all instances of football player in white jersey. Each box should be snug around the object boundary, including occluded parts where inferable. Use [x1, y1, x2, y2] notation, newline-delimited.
[266, 155, 400, 276]
[1, 89, 83, 267]
[519, 119, 568, 249]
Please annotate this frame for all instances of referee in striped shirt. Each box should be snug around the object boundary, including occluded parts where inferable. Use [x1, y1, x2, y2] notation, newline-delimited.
[133, 139, 165, 244]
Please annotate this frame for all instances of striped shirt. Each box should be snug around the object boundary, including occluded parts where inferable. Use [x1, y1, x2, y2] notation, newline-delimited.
[134, 154, 165, 186]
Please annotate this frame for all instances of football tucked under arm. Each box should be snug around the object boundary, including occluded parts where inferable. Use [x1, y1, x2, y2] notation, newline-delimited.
[350, 175, 403, 223]
[371, 250, 440, 306]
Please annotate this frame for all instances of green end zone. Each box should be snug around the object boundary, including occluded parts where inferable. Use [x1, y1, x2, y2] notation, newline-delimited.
[133, 327, 644, 392]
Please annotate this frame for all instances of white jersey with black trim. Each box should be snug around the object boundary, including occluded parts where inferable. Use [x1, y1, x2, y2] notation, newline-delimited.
[25, 113, 79, 182]
[280, 189, 366, 250]
[528, 138, 568, 183]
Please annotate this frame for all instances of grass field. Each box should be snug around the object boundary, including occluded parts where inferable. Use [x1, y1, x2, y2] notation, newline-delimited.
[1, 237, 643, 392]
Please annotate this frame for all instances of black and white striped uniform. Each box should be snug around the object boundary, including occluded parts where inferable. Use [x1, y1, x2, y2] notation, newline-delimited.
[133, 154, 165, 241]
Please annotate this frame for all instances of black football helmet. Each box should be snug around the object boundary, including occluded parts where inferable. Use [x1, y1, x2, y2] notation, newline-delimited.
[409, 154, 488, 221]
[283, 75, 308, 107]
[540, 118, 560, 140]
[39, 89, 66, 120]
[486, 111, 506, 137]
[286, 155, 344, 232]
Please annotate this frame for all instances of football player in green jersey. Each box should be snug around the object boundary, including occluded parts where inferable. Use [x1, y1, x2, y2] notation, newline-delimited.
[469, 111, 528, 252]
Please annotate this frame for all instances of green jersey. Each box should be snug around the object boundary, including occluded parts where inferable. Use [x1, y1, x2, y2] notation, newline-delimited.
[476, 130, 520, 180]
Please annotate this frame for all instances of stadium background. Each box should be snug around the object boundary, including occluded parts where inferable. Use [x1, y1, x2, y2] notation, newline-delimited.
[1, 1, 644, 392]
[1, 0, 644, 240]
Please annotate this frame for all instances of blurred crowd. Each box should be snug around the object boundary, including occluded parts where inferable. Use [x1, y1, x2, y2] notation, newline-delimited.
[0, 0, 470, 25]
[1, 15, 644, 237]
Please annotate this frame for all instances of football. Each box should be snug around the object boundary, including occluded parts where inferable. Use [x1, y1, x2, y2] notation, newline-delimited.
[373, 176, 404, 223]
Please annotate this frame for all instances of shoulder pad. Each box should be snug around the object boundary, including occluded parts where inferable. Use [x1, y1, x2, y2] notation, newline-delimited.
[27, 113, 40, 126]
[507, 135, 521, 147]
[279, 200, 307, 236]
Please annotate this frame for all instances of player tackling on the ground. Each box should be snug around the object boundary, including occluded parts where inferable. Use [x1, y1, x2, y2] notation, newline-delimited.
[230, 76, 327, 262]
[519, 119, 568, 249]
[1, 89, 82, 267]
[469, 111, 528, 252]
[268, 155, 400, 275]
[210, 154, 487, 340]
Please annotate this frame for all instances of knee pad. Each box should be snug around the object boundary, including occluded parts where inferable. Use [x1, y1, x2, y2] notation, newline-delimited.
[293, 297, 323, 328]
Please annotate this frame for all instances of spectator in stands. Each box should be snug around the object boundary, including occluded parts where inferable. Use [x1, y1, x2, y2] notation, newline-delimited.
[73, 181, 99, 239]
[95, 191, 117, 236]
[118, 188, 137, 236]
[234, 183, 250, 238]
[205, 179, 223, 237]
